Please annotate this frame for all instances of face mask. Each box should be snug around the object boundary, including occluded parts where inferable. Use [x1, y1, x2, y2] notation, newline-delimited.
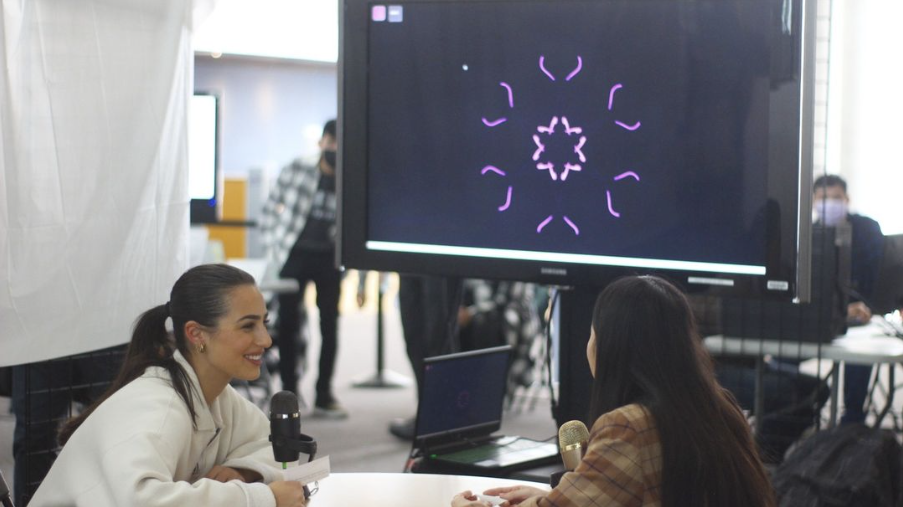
[813, 198, 847, 226]
[323, 150, 337, 169]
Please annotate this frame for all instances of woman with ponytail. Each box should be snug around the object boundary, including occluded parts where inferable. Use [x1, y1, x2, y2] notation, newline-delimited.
[453, 276, 775, 507]
[31, 264, 307, 507]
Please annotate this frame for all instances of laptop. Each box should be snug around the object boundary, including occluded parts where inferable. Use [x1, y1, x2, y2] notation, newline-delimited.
[415, 345, 559, 472]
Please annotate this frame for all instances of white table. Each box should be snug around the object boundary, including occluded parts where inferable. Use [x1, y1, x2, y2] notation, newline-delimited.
[705, 321, 903, 427]
[309, 472, 550, 506]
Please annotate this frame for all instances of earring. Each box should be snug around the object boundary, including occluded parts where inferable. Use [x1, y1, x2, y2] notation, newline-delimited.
[197, 343, 207, 354]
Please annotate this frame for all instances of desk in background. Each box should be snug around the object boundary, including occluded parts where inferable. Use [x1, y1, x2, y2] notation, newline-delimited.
[705, 320, 903, 428]
[312, 472, 549, 506]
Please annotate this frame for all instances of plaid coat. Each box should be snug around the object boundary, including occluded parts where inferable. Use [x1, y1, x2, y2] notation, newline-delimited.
[259, 158, 321, 274]
[522, 404, 662, 507]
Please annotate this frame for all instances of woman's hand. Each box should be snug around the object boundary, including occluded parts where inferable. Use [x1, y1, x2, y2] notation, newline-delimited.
[847, 301, 872, 324]
[482, 485, 548, 505]
[269, 481, 307, 507]
[204, 466, 246, 483]
[452, 490, 491, 507]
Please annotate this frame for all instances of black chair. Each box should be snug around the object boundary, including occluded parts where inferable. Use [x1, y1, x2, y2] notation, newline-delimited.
[870, 234, 903, 315]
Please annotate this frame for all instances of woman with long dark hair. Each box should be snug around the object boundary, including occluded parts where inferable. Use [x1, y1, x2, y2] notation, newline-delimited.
[31, 264, 307, 507]
[453, 275, 775, 507]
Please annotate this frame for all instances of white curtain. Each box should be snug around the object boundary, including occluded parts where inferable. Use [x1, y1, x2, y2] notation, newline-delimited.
[0, 0, 199, 366]
[829, 0, 903, 234]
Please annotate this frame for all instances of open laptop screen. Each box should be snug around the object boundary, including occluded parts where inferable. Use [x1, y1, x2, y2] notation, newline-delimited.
[415, 346, 512, 443]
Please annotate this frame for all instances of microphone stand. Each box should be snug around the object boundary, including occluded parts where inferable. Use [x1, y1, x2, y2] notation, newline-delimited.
[270, 433, 317, 461]
[272, 433, 318, 498]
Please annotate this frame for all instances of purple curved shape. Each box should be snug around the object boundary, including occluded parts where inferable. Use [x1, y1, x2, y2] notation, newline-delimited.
[563, 216, 580, 235]
[562, 117, 582, 135]
[482, 117, 507, 127]
[565, 56, 583, 81]
[481, 165, 506, 176]
[615, 120, 641, 131]
[532, 135, 546, 161]
[539, 56, 556, 81]
[498, 186, 513, 211]
[614, 171, 640, 181]
[608, 84, 622, 111]
[537, 162, 557, 181]
[606, 190, 621, 218]
[561, 163, 582, 181]
[573, 136, 587, 163]
[537, 116, 558, 134]
[500, 82, 514, 108]
[537, 215, 554, 233]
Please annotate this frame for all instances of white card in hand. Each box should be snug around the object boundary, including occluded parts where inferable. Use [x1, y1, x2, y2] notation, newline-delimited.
[282, 456, 330, 484]
[477, 494, 505, 506]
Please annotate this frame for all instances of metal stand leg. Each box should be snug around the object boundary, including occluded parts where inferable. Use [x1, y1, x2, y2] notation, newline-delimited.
[353, 276, 411, 388]
[754, 356, 764, 435]
[829, 362, 840, 428]
[875, 364, 895, 427]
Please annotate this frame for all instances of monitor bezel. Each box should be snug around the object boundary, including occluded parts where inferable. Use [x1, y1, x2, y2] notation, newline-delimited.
[338, 0, 816, 299]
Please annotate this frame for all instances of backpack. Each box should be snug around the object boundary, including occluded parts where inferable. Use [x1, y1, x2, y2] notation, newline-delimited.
[773, 423, 903, 507]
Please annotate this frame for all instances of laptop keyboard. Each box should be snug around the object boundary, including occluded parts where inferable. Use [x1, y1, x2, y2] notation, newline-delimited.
[435, 437, 558, 468]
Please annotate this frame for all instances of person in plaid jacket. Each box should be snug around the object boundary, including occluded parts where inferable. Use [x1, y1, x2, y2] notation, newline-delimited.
[453, 276, 774, 507]
[260, 119, 346, 418]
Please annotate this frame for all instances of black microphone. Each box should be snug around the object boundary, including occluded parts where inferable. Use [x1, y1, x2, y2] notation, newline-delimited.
[0, 469, 14, 507]
[269, 391, 318, 499]
[269, 391, 303, 463]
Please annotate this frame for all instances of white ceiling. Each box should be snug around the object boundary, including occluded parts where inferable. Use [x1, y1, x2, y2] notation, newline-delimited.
[193, 0, 339, 63]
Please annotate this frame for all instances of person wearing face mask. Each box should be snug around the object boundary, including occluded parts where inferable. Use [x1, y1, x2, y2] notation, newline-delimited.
[813, 174, 884, 424]
[261, 119, 347, 418]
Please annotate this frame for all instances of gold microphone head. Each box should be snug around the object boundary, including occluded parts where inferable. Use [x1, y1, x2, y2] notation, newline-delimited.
[558, 420, 590, 452]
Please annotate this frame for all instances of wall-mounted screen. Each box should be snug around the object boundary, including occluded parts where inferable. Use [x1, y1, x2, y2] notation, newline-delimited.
[339, 0, 815, 297]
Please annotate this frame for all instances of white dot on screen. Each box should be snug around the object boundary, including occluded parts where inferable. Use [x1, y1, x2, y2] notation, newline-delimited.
[462, 64, 469, 71]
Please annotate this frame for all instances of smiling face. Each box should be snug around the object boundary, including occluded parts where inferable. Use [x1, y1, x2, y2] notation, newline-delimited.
[190, 284, 272, 390]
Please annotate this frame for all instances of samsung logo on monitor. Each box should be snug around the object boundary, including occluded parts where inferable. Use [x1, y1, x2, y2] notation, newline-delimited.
[541, 267, 567, 276]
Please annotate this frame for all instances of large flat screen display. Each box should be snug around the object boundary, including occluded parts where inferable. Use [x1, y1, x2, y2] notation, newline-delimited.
[340, 0, 815, 297]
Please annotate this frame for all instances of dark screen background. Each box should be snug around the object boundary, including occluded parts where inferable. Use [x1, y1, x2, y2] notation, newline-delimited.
[367, 0, 773, 268]
[416, 350, 509, 438]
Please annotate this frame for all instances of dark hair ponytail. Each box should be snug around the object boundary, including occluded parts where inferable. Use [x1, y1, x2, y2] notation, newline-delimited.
[59, 263, 256, 445]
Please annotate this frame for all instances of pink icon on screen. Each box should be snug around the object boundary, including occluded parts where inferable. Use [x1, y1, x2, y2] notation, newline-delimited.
[372, 5, 387, 22]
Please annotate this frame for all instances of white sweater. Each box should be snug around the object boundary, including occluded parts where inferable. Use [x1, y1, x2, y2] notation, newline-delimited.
[30, 351, 282, 507]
